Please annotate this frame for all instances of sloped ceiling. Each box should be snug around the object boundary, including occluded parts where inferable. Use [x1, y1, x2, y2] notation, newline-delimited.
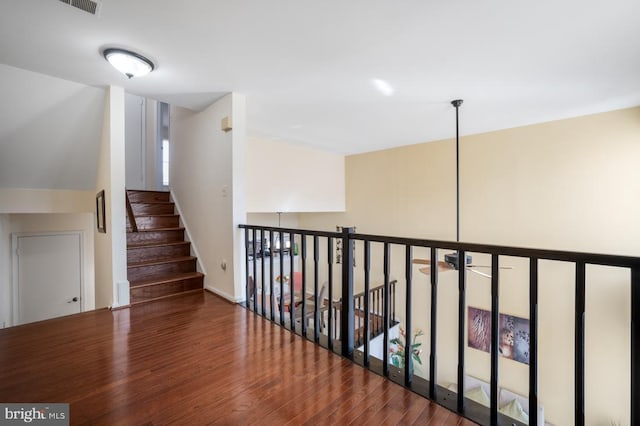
[0, 0, 639, 154]
[0, 64, 104, 190]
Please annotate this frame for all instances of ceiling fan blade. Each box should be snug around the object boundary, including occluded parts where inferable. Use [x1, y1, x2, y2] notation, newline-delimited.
[413, 258, 432, 265]
[468, 264, 514, 270]
[418, 262, 455, 275]
[467, 268, 492, 279]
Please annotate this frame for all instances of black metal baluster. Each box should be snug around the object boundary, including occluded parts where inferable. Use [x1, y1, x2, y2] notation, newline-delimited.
[364, 240, 371, 367]
[529, 257, 539, 426]
[575, 262, 586, 426]
[392, 279, 396, 323]
[383, 242, 391, 378]
[457, 249, 466, 413]
[279, 231, 285, 326]
[632, 267, 640, 426]
[374, 288, 378, 335]
[490, 254, 499, 426]
[405, 244, 413, 386]
[244, 228, 250, 309]
[252, 229, 258, 312]
[328, 237, 334, 350]
[429, 247, 438, 399]
[270, 231, 275, 321]
[261, 229, 266, 317]
[301, 235, 307, 337]
[313, 236, 320, 343]
[290, 231, 295, 332]
[340, 227, 355, 358]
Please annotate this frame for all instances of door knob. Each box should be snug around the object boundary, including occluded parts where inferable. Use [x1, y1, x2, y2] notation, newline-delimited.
[68, 297, 79, 303]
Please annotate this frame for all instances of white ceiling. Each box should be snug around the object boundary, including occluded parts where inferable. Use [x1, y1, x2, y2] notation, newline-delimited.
[1, 0, 639, 154]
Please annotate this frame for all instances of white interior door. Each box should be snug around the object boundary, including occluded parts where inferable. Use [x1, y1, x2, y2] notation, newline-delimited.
[13, 232, 83, 325]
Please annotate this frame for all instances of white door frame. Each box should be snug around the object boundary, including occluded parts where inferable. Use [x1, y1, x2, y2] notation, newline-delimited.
[11, 231, 84, 326]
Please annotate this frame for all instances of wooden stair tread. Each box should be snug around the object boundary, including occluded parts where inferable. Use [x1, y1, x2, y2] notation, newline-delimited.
[128, 256, 196, 268]
[134, 213, 179, 217]
[130, 201, 174, 205]
[127, 227, 184, 234]
[129, 289, 202, 305]
[127, 190, 169, 194]
[128, 241, 190, 249]
[130, 271, 204, 288]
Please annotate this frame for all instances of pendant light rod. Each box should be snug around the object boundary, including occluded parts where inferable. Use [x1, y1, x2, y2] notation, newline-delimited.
[451, 99, 463, 242]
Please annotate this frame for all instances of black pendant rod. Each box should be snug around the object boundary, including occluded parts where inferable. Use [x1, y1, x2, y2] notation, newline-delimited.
[451, 99, 463, 242]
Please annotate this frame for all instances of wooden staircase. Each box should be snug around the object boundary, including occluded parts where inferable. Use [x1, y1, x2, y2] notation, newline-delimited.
[126, 190, 204, 304]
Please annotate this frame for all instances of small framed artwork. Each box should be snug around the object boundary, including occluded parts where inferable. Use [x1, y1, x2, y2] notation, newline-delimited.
[96, 190, 106, 233]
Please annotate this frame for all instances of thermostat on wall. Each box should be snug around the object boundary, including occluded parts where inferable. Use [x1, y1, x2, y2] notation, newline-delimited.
[221, 116, 232, 132]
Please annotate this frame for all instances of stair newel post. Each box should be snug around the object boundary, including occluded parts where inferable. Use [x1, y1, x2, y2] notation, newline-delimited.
[340, 226, 356, 359]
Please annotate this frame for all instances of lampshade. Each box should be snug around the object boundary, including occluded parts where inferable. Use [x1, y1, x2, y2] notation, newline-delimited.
[103, 48, 154, 79]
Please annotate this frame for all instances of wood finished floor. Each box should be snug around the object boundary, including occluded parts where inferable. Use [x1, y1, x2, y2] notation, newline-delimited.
[0, 291, 475, 425]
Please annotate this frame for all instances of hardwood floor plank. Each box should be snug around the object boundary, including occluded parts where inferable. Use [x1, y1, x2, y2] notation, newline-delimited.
[0, 292, 474, 425]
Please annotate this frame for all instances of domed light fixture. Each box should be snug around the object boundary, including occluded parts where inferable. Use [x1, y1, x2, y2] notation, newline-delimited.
[103, 48, 155, 79]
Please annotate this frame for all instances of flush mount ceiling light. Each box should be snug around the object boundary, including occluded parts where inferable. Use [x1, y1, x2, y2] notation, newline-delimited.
[103, 48, 155, 79]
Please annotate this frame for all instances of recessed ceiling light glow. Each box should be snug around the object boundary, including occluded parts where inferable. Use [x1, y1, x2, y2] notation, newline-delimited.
[371, 78, 394, 96]
[103, 48, 155, 79]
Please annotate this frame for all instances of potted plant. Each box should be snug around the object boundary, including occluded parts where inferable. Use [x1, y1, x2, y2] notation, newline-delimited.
[390, 327, 424, 372]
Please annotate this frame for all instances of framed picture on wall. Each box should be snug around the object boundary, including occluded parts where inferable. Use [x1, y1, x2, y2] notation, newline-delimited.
[468, 306, 530, 365]
[96, 190, 106, 233]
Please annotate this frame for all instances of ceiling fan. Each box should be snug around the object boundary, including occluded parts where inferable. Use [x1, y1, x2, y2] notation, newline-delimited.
[414, 99, 512, 279]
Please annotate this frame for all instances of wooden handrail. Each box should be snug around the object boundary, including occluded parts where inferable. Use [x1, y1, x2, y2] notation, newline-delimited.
[125, 190, 138, 233]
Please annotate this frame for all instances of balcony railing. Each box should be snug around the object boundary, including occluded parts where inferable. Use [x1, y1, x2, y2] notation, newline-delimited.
[240, 224, 640, 426]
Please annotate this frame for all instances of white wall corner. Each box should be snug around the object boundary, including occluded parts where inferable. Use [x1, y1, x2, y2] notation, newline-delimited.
[112, 280, 130, 308]
[204, 285, 243, 304]
[170, 189, 207, 276]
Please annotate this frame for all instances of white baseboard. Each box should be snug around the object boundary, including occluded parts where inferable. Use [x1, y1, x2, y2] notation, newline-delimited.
[205, 285, 243, 303]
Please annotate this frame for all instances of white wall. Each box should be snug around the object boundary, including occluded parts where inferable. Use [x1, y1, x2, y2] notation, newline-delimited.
[297, 106, 640, 426]
[247, 136, 345, 212]
[170, 93, 247, 302]
[0, 214, 11, 328]
[0, 64, 104, 190]
[145, 98, 159, 190]
[94, 86, 128, 309]
[125, 93, 146, 190]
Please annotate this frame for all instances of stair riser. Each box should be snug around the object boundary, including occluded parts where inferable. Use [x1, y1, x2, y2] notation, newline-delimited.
[131, 203, 175, 215]
[135, 216, 180, 230]
[128, 259, 197, 282]
[127, 243, 191, 264]
[127, 229, 184, 245]
[127, 191, 170, 203]
[130, 277, 204, 303]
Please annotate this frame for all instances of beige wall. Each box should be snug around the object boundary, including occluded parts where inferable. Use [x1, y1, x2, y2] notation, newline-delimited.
[170, 93, 247, 302]
[297, 106, 640, 425]
[247, 137, 345, 213]
[0, 189, 94, 213]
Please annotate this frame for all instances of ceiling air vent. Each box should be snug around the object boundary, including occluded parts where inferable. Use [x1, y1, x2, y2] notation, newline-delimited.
[58, 0, 102, 16]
